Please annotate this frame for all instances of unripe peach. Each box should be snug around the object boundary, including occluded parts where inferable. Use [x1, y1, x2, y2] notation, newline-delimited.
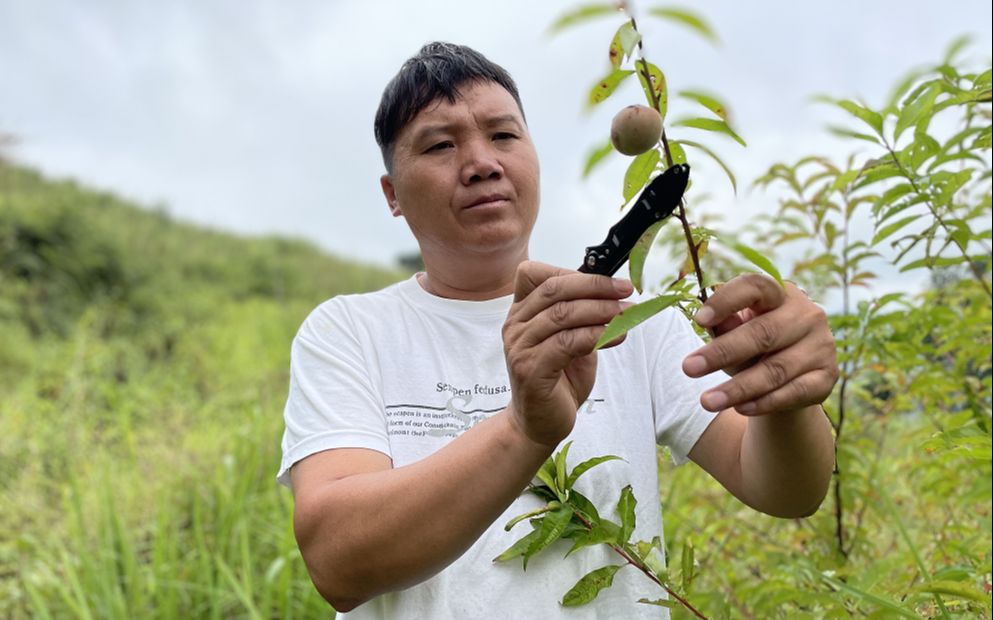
[610, 105, 662, 156]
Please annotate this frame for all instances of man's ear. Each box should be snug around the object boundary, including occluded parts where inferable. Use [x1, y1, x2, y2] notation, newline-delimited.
[380, 175, 402, 217]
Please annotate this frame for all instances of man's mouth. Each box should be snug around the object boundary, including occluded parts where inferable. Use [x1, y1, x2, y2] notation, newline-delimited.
[464, 194, 510, 209]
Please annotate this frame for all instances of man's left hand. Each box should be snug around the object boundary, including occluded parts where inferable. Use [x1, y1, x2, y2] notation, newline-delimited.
[681, 273, 839, 416]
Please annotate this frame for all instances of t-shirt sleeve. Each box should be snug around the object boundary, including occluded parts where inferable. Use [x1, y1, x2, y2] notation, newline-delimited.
[276, 299, 391, 489]
[649, 308, 729, 465]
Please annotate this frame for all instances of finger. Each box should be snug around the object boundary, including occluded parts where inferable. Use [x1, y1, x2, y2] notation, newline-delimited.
[683, 309, 810, 377]
[519, 299, 631, 348]
[531, 325, 609, 371]
[708, 311, 745, 338]
[698, 348, 820, 411]
[694, 273, 784, 329]
[512, 268, 632, 323]
[507, 325, 607, 380]
[513, 260, 576, 302]
[726, 368, 838, 416]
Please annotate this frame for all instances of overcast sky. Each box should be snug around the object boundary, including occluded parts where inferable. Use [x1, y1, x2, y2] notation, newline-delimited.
[1, 1, 990, 308]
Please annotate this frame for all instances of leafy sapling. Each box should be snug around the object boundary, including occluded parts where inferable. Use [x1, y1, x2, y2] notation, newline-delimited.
[494, 442, 708, 618]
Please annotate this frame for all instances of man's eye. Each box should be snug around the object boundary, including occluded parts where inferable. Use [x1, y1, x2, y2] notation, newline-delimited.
[493, 132, 517, 141]
[427, 141, 453, 152]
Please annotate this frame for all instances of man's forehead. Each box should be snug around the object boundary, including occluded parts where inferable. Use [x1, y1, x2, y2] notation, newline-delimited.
[403, 83, 523, 137]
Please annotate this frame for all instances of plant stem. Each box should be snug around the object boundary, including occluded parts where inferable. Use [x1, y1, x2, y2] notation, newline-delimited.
[629, 15, 708, 303]
[833, 191, 853, 558]
[571, 511, 709, 619]
[677, 203, 709, 303]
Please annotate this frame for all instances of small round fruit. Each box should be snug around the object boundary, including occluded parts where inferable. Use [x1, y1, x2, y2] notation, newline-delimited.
[610, 105, 662, 156]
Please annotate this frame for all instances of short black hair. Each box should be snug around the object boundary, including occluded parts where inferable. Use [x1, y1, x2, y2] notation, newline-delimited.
[373, 41, 526, 172]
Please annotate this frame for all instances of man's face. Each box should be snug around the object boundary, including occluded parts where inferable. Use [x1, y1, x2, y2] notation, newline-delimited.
[381, 80, 540, 265]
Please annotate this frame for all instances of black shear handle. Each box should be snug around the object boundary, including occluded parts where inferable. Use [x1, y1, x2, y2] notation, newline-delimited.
[578, 163, 690, 277]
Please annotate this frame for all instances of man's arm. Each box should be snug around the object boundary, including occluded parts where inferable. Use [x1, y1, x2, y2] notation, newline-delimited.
[291, 412, 551, 612]
[291, 263, 633, 611]
[683, 274, 838, 517]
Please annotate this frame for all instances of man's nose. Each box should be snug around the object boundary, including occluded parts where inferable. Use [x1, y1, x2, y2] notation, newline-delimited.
[460, 140, 504, 184]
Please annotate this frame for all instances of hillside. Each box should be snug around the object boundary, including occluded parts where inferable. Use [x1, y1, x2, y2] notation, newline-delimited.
[0, 160, 403, 375]
[0, 160, 402, 617]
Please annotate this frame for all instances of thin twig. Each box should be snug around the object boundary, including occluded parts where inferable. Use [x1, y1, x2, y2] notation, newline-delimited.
[572, 510, 710, 619]
[882, 140, 991, 298]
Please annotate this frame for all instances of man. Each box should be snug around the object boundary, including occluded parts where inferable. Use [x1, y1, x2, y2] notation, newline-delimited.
[278, 42, 837, 618]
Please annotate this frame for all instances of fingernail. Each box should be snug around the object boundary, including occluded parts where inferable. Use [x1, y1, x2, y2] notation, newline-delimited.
[683, 355, 708, 376]
[737, 401, 757, 414]
[702, 390, 728, 411]
[614, 279, 633, 295]
[695, 306, 715, 326]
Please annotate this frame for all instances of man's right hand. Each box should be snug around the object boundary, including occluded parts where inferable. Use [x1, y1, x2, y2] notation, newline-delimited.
[502, 261, 634, 448]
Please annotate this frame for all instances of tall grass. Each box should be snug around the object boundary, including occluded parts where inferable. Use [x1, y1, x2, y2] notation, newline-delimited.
[1, 160, 404, 617]
[4, 299, 336, 618]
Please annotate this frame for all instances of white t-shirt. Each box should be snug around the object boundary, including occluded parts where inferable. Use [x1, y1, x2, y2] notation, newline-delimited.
[278, 275, 725, 619]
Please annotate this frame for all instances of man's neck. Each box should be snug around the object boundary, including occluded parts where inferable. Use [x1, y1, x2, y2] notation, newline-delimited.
[417, 249, 526, 300]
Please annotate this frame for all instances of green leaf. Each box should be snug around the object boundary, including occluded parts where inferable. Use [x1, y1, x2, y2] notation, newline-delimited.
[822, 574, 919, 618]
[680, 538, 695, 591]
[629, 218, 669, 294]
[914, 580, 990, 603]
[872, 215, 918, 246]
[635, 61, 668, 116]
[897, 256, 933, 273]
[827, 125, 881, 144]
[528, 484, 559, 503]
[622, 149, 661, 202]
[895, 82, 941, 141]
[674, 117, 746, 147]
[934, 169, 974, 207]
[535, 458, 559, 495]
[588, 69, 636, 108]
[721, 238, 784, 286]
[634, 537, 660, 562]
[548, 3, 621, 35]
[678, 89, 727, 120]
[503, 503, 559, 531]
[554, 441, 572, 491]
[565, 520, 621, 557]
[523, 505, 575, 568]
[493, 528, 542, 563]
[874, 183, 915, 216]
[616, 485, 637, 543]
[560, 565, 623, 607]
[972, 127, 991, 149]
[667, 140, 687, 166]
[565, 455, 624, 489]
[818, 97, 883, 135]
[886, 69, 926, 111]
[907, 134, 941, 171]
[594, 293, 684, 350]
[636, 535, 666, 574]
[855, 158, 902, 190]
[565, 489, 602, 523]
[975, 68, 992, 88]
[829, 168, 861, 192]
[646, 7, 719, 45]
[678, 139, 737, 193]
[582, 139, 614, 179]
[608, 21, 641, 69]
